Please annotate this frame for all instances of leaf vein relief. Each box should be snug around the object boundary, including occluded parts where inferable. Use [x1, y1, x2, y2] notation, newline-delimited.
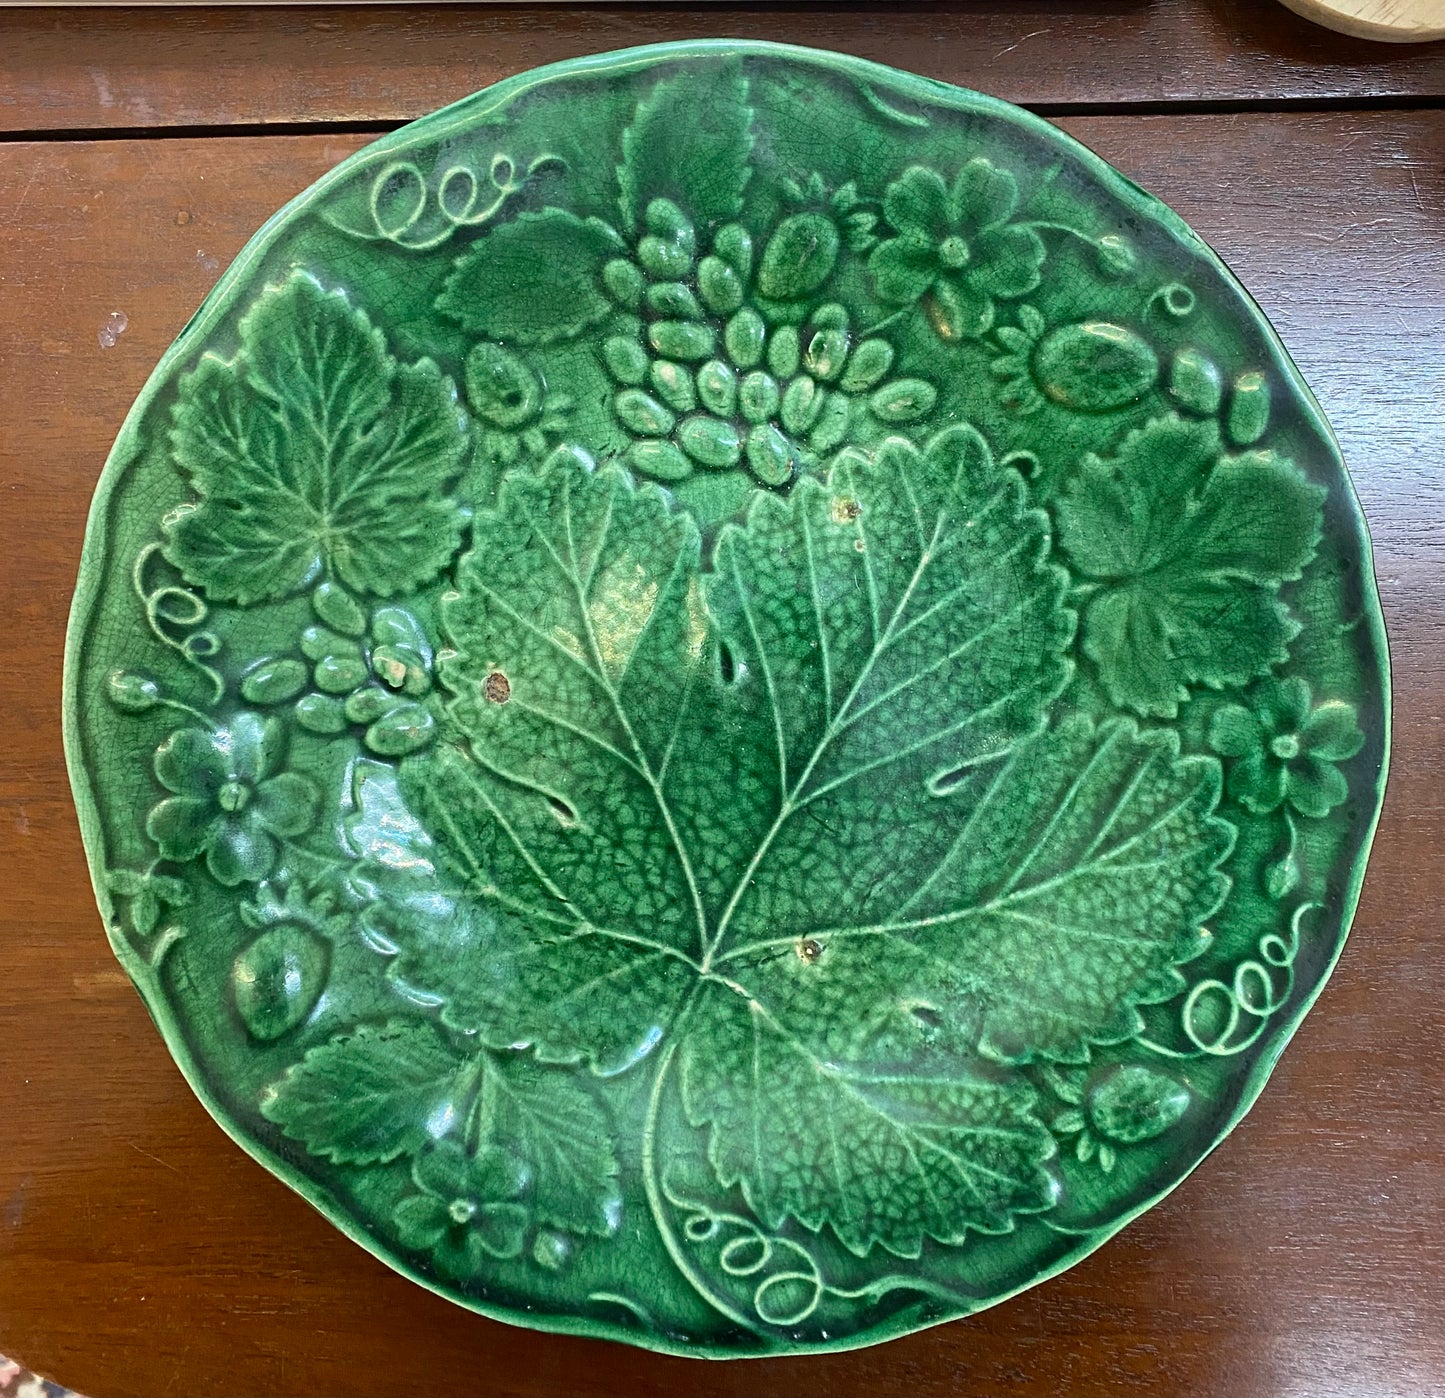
[370, 424, 1233, 1258]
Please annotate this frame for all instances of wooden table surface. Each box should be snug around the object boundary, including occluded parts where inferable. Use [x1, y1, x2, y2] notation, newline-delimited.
[2, 5, 1443, 1395]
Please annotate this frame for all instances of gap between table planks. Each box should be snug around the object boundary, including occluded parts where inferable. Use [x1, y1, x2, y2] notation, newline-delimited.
[0, 105, 1441, 1398]
[3, 0, 1445, 137]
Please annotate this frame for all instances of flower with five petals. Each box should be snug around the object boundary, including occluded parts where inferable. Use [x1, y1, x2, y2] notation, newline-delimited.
[1208, 677, 1364, 818]
[145, 713, 321, 886]
[868, 158, 1046, 340]
[393, 1139, 528, 1277]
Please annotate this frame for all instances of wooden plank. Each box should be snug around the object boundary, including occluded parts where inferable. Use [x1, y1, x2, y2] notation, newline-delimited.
[4, 0, 1445, 137]
[1, 113, 1441, 1395]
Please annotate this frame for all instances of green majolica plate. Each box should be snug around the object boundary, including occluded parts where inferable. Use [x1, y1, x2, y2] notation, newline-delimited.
[64, 42, 1389, 1357]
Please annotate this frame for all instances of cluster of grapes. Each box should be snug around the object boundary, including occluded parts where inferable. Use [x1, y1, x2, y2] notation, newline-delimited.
[600, 198, 937, 489]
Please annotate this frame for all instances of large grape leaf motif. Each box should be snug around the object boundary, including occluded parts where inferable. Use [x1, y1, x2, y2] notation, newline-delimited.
[377, 428, 1233, 1262]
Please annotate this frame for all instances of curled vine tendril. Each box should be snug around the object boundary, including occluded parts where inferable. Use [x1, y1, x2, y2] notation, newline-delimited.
[362, 152, 565, 251]
[1141, 902, 1315, 1060]
[662, 1170, 962, 1330]
[1147, 281, 1197, 320]
[132, 543, 224, 705]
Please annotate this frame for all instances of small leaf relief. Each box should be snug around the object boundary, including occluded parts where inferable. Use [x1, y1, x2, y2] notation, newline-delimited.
[166, 272, 469, 605]
[1055, 413, 1326, 718]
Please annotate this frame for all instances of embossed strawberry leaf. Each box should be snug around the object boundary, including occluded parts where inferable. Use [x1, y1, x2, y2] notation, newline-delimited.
[617, 60, 754, 231]
[166, 272, 468, 604]
[263, 1019, 619, 1235]
[262, 1020, 467, 1166]
[1055, 413, 1325, 718]
[436, 209, 624, 346]
[380, 432, 1229, 1255]
[482, 1054, 620, 1236]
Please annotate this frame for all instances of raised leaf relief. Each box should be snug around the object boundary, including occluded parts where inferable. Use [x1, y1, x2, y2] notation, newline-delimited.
[374, 434, 1231, 1257]
[166, 273, 468, 604]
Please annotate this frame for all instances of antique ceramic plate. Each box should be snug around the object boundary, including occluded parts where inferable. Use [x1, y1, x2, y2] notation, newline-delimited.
[64, 42, 1389, 1357]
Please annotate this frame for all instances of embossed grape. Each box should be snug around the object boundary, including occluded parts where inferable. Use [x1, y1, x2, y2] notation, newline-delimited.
[697, 256, 744, 315]
[712, 223, 753, 279]
[757, 212, 840, 300]
[644, 197, 695, 250]
[294, 693, 347, 734]
[344, 688, 390, 724]
[240, 657, 308, 705]
[625, 438, 692, 482]
[649, 320, 715, 362]
[603, 258, 644, 308]
[725, 308, 767, 369]
[767, 325, 801, 379]
[299, 625, 342, 662]
[678, 415, 743, 469]
[739, 370, 781, 424]
[746, 424, 794, 485]
[697, 360, 738, 417]
[840, 339, 895, 393]
[615, 388, 677, 437]
[313, 653, 369, 694]
[311, 580, 367, 637]
[647, 282, 704, 319]
[649, 361, 697, 412]
[809, 393, 850, 453]
[366, 703, 437, 757]
[781, 375, 822, 435]
[870, 378, 938, 422]
[804, 324, 849, 382]
[604, 335, 648, 386]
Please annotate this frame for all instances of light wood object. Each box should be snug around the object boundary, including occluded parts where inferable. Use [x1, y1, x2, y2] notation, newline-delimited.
[1280, 0, 1445, 41]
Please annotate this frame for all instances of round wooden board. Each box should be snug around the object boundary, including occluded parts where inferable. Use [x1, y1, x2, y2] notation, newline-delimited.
[1279, 0, 1445, 40]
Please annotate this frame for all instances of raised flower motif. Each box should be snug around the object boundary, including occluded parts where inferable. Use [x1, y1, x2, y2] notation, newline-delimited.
[869, 159, 1046, 340]
[393, 1139, 528, 1276]
[145, 713, 320, 886]
[1208, 677, 1364, 818]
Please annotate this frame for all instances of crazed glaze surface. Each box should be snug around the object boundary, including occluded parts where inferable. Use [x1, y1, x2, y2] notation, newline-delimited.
[64, 42, 1389, 1357]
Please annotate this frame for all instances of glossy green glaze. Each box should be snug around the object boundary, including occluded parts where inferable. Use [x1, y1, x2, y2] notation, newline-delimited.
[63, 42, 1390, 1357]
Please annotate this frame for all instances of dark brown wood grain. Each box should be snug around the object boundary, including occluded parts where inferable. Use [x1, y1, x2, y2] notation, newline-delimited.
[5, 0, 1445, 135]
[1, 32, 1443, 1398]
